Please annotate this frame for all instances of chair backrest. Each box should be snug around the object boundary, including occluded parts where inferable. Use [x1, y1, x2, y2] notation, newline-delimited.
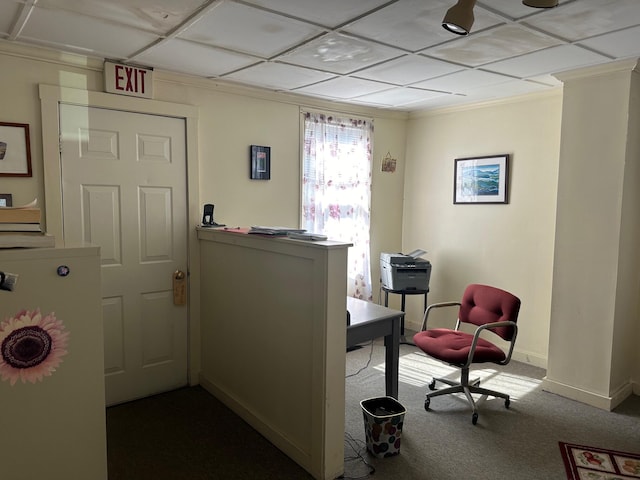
[459, 284, 521, 341]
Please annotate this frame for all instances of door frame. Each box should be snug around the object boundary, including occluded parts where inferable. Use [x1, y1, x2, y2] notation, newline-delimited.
[39, 84, 202, 385]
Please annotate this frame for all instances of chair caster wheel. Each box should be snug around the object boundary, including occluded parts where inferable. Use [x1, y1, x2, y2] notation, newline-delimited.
[472, 412, 478, 425]
[424, 398, 431, 411]
[428, 379, 436, 390]
[505, 398, 510, 409]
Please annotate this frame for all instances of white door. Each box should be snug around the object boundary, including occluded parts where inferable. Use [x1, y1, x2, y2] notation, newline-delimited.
[59, 104, 189, 406]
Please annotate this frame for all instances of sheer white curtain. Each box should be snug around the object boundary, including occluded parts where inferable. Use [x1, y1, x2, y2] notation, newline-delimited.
[302, 111, 373, 301]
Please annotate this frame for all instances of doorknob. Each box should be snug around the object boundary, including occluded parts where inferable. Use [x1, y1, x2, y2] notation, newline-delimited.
[173, 270, 187, 305]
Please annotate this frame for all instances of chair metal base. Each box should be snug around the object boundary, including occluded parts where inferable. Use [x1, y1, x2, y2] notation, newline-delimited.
[424, 368, 510, 424]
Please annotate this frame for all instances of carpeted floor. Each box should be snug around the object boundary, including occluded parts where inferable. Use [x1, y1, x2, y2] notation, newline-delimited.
[342, 340, 640, 480]
[106, 386, 314, 480]
[107, 338, 640, 480]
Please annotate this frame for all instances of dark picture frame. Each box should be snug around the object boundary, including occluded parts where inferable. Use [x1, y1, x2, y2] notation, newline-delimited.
[0, 122, 32, 177]
[250, 145, 271, 180]
[0, 194, 13, 207]
[454, 154, 509, 204]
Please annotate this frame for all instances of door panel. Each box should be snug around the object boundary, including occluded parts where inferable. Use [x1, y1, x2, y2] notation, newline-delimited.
[60, 104, 188, 406]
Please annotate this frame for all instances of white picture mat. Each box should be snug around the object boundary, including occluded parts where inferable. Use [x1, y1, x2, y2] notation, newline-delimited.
[454, 154, 508, 204]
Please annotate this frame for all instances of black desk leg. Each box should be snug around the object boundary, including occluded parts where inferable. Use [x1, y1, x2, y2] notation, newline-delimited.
[400, 294, 406, 335]
[384, 316, 401, 399]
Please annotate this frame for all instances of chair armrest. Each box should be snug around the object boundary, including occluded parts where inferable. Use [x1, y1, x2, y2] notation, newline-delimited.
[465, 321, 519, 367]
[419, 301, 461, 331]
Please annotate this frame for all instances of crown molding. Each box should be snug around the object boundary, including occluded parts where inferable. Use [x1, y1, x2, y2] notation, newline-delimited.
[553, 58, 640, 83]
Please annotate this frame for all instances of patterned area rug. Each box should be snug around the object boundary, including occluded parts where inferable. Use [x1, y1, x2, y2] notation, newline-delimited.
[560, 442, 640, 479]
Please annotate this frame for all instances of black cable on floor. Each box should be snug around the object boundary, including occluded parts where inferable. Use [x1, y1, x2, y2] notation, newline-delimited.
[345, 340, 374, 379]
[343, 341, 377, 478]
[336, 432, 375, 479]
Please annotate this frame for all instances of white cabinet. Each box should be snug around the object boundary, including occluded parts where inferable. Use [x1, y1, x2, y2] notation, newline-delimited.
[0, 247, 107, 480]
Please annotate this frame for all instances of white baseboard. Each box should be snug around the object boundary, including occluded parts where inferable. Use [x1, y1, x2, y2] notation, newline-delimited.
[542, 376, 634, 411]
[511, 349, 547, 369]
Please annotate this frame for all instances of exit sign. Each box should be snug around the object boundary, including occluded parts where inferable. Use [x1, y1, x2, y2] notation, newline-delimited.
[104, 61, 154, 99]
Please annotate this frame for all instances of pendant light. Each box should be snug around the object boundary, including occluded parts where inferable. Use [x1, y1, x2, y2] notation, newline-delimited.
[442, 0, 477, 36]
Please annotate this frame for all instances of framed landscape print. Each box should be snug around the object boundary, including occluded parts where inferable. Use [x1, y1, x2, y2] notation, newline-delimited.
[454, 154, 509, 204]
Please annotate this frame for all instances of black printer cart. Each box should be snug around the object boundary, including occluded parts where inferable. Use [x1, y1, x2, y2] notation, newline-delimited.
[382, 287, 429, 336]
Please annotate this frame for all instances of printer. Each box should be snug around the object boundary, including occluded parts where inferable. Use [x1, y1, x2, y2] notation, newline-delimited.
[380, 249, 431, 291]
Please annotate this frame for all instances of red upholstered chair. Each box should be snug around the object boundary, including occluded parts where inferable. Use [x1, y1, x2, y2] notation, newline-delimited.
[413, 284, 521, 424]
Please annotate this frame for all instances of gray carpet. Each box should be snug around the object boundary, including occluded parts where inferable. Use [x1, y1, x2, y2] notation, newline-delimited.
[106, 386, 314, 479]
[107, 339, 640, 479]
[343, 339, 640, 480]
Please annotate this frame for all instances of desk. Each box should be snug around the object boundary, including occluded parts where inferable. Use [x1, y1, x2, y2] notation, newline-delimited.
[346, 297, 404, 399]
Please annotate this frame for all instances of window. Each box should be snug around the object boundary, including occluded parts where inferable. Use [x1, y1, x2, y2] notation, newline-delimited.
[302, 111, 373, 300]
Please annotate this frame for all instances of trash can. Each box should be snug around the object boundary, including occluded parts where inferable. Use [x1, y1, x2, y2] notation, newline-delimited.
[360, 396, 406, 458]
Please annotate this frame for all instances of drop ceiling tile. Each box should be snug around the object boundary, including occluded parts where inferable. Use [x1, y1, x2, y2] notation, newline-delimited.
[353, 86, 448, 107]
[352, 55, 463, 85]
[479, 0, 558, 21]
[465, 78, 551, 100]
[4, 0, 640, 113]
[578, 25, 640, 59]
[423, 24, 561, 67]
[178, 2, 325, 58]
[277, 32, 404, 74]
[343, 0, 504, 52]
[0, 1, 22, 36]
[240, 0, 392, 28]
[134, 38, 259, 77]
[411, 92, 477, 110]
[482, 44, 611, 78]
[411, 69, 515, 94]
[294, 76, 392, 99]
[224, 62, 336, 90]
[524, 0, 640, 41]
[18, 6, 158, 57]
[36, 0, 209, 34]
[410, 79, 550, 109]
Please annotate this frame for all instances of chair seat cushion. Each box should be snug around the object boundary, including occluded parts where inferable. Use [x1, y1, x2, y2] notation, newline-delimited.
[413, 329, 506, 365]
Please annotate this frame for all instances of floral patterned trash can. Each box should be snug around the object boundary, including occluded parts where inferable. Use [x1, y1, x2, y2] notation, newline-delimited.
[360, 396, 406, 458]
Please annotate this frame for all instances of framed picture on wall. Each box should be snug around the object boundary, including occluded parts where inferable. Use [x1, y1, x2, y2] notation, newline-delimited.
[250, 145, 271, 180]
[0, 194, 12, 206]
[454, 154, 509, 204]
[0, 122, 32, 177]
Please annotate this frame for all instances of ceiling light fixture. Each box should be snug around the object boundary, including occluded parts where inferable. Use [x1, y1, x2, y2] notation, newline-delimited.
[442, 0, 477, 36]
[522, 0, 558, 7]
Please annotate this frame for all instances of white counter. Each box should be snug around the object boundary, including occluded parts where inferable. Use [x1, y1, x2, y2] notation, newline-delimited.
[197, 228, 351, 480]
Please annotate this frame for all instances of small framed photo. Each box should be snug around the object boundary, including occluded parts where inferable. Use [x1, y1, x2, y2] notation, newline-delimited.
[250, 145, 271, 180]
[0, 122, 32, 177]
[454, 154, 509, 204]
[0, 194, 12, 207]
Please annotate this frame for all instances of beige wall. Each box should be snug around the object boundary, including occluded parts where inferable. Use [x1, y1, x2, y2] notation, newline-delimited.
[0, 42, 559, 372]
[402, 94, 563, 368]
[0, 43, 406, 290]
[5, 43, 639, 390]
[544, 60, 640, 409]
[0, 46, 102, 208]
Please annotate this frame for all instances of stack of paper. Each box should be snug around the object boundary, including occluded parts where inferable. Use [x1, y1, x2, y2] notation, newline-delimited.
[249, 226, 306, 236]
[287, 232, 328, 241]
[0, 199, 54, 248]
